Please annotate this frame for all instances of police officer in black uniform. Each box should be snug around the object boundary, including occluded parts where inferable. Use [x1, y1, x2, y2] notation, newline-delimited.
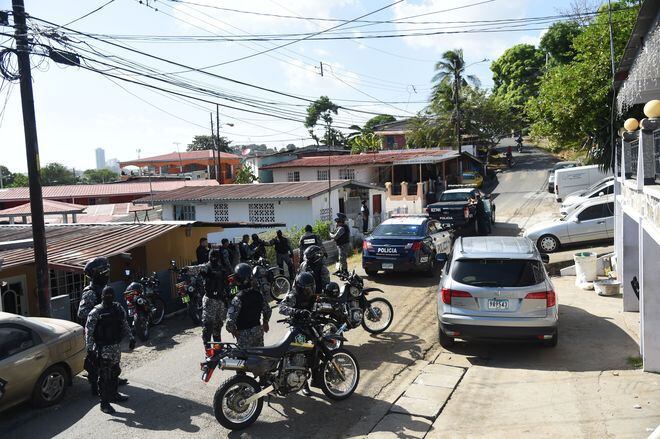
[330, 213, 351, 274]
[200, 248, 230, 345]
[85, 286, 135, 414]
[270, 230, 295, 280]
[226, 263, 272, 348]
[250, 234, 268, 260]
[238, 234, 252, 263]
[299, 225, 325, 256]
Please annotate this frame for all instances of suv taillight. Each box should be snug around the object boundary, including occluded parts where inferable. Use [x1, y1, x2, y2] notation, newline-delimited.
[441, 288, 472, 304]
[524, 291, 556, 307]
[362, 241, 372, 251]
[463, 206, 469, 218]
[405, 241, 423, 251]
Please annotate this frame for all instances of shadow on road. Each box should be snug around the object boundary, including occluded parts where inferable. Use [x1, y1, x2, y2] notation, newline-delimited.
[347, 332, 424, 371]
[442, 304, 639, 372]
[364, 272, 439, 288]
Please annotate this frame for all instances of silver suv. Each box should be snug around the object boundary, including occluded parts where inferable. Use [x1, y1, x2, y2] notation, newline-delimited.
[436, 236, 558, 348]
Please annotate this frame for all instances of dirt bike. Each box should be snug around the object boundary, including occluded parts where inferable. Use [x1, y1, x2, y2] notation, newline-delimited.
[170, 261, 204, 325]
[200, 312, 359, 430]
[123, 273, 166, 341]
[250, 257, 291, 301]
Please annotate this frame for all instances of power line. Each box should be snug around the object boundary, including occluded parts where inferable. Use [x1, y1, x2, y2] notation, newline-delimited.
[60, 0, 116, 28]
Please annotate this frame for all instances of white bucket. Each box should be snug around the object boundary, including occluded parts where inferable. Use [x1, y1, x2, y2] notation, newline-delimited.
[574, 251, 597, 288]
[594, 279, 621, 296]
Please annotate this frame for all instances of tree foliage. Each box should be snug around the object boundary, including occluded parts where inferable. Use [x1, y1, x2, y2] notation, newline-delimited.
[83, 168, 118, 183]
[349, 133, 382, 154]
[540, 21, 583, 64]
[10, 173, 28, 187]
[304, 96, 344, 147]
[187, 135, 231, 152]
[462, 89, 511, 148]
[41, 163, 76, 186]
[490, 44, 545, 128]
[406, 114, 453, 149]
[234, 164, 259, 184]
[526, 1, 639, 168]
[363, 114, 396, 133]
[431, 49, 480, 104]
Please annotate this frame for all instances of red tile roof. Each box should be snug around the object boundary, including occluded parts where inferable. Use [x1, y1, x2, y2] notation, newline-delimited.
[120, 150, 240, 166]
[260, 149, 453, 169]
[0, 180, 219, 202]
[0, 200, 86, 216]
[136, 180, 380, 204]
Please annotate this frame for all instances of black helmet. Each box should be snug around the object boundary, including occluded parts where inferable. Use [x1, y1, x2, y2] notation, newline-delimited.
[234, 263, 252, 287]
[101, 285, 115, 305]
[334, 213, 347, 223]
[84, 257, 110, 283]
[304, 224, 313, 233]
[303, 245, 324, 266]
[294, 272, 316, 300]
[125, 282, 143, 295]
[324, 281, 340, 298]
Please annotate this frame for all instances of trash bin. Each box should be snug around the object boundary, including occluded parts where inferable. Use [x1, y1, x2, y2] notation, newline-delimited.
[574, 251, 597, 288]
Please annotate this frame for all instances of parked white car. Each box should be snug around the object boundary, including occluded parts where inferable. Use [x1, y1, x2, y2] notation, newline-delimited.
[524, 196, 614, 253]
[560, 177, 614, 215]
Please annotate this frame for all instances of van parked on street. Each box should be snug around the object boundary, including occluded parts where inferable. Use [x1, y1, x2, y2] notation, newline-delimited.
[554, 165, 612, 202]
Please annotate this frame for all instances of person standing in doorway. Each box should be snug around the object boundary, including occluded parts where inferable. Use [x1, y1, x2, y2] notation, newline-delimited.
[360, 200, 370, 233]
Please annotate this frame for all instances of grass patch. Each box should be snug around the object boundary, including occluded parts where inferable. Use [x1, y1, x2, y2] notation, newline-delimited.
[627, 356, 643, 369]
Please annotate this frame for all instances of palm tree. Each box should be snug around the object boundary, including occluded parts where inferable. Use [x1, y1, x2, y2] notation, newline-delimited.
[431, 49, 480, 153]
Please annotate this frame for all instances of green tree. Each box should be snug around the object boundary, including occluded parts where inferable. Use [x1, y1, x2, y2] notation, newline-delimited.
[363, 114, 396, 133]
[462, 89, 511, 148]
[431, 49, 480, 149]
[526, 1, 639, 168]
[406, 114, 453, 149]
[41, 163, 76, 186]
[10, 173, 28, 187]
[187, 135, 231, 152]
[83, 168, 118, 183]
[540, 21, 583, 64]
[304, 96, 343, 147]
[490, 44, 545, 129]
[234, 164, 259, 184]
[349, 132, 382, 154]
[0, 165, 14, 187]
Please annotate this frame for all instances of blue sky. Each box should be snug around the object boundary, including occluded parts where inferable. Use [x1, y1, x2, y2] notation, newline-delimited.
[0, 0, 577, 172]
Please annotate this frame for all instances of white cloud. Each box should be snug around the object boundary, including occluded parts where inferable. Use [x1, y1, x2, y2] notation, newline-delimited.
[392, 0, 535, 62]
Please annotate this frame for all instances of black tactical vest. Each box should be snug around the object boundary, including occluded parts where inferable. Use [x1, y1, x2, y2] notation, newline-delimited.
[93, 304, 122, 346]
[236, 289, 264, 330]
[335, 224, 350, 245]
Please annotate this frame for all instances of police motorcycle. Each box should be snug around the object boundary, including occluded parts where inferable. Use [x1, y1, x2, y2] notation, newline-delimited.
[200, 312, 360, 430]
[323, 270, 393, 335]
[249, 257, 291, 301]
[170, 260, 204, 325]
[123, 273, 166, 341]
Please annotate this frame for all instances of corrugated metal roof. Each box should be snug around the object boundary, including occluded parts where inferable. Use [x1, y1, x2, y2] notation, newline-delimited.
[260, 149, 453, 169]
[134, 180, 380, 204]
[0, 221, 284, 270]
[0, 180, 219, 202]
[0, 223, 181, 270]
[0, 200, 86, 216]
[120, 150, 240, 166]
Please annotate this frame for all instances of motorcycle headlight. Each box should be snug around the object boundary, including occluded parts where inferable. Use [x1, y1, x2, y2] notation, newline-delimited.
[188, 286, 194, 292]
[349, 286, 361, 298]
[136, 297, 146, 306]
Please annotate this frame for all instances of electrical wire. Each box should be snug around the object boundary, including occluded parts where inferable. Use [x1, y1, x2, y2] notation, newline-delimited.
[60, 0, 116, 28]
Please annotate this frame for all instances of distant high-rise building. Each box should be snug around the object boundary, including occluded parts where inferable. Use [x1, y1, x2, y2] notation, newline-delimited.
[95, 148, 106, 170]
[105, 158, 120, 174]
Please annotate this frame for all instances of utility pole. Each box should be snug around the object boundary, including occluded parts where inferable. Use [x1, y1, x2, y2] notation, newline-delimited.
[12, 0, 51, 317]
[174, 142, 183, 174]
[216, 104, 222, 184]
[210, 113, 218, 181]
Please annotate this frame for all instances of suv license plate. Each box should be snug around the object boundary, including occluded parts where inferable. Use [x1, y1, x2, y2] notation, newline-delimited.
[487, 299, 509, 310]
[382, 263, 394, 270]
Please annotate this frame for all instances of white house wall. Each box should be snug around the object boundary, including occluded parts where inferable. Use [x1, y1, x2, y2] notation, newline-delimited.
[272, 166, 377, 184]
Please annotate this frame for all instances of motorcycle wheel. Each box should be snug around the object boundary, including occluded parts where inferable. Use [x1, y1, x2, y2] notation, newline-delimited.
[270, 276, 291, 302]
[361, 298, 393, 334]
[150, 296, 166, 326]
[213, 375, 263, 430]
[188, 295, 203, 325]
[135, 315, 149, 341]
[320, 322, 343, 351]
[319, 348, 360, 401]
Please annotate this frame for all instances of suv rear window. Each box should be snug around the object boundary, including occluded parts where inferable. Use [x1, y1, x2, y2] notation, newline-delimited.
[439, 192, 470, 202]
[452, 259, 545, 287]
[373, 224, 423, 237]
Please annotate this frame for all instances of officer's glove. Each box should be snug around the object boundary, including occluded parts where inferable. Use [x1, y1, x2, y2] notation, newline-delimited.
[129, 338, 136, 350]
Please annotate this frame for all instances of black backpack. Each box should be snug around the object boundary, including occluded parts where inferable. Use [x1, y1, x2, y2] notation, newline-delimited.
[93, 304, 122, 346]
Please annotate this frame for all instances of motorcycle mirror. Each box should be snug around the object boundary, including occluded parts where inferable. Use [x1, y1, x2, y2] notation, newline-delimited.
[540, 253, 550, 263]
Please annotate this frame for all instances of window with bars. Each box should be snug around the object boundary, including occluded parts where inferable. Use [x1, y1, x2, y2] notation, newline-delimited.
[49, 269, 86, 322]
[249, 203, 275, 222]
[174, 205, 196, 221]
[214, 203, 229, 222]
[339, 168, 355, 180]
[320, 207, 333, 221]
[287, 171, 300, 182]
[317, 169, 329, 181]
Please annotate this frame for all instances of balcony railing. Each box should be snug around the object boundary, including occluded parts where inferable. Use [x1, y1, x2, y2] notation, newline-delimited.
[655, 129, 660, 183]
[630, 138, 639, 176]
